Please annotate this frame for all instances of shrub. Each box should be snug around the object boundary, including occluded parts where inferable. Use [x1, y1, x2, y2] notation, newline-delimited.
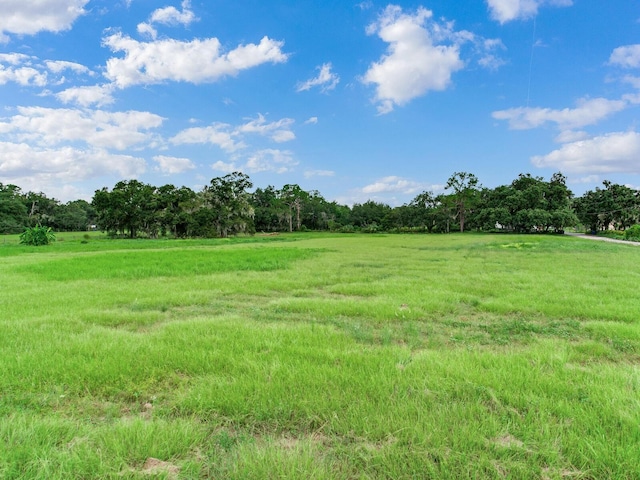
[624, 225, 640, 241]
[19, 226, 56, 246]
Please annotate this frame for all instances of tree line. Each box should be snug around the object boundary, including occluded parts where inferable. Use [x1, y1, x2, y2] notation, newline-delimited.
[1, 171, 639, 237]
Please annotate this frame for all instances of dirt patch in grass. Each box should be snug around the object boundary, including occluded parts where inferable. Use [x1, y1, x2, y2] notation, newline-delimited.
[492, 434, 525, 449]
[141, 457, 180, 478]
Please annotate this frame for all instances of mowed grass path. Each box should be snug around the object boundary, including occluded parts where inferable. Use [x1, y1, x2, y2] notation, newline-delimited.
[1, 233, 639, 479]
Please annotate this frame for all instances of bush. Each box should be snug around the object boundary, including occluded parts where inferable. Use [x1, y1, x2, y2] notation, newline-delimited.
[339, 224, 356, 233]
[19, 226, 56, 246]
[624, 225, 640, 241]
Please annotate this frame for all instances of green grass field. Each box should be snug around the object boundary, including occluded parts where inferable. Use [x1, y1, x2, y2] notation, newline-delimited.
[1, 232, 639, 479]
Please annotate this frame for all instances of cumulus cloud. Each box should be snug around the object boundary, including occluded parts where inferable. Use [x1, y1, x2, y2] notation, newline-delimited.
[0, 53, 30, 65]
[304, 169, 334, 178]
[0, 142, 146, 194]
[304, 117, 318, 125]
[609, 44, 640, 69]
[336, 177, 444, 207]
[296, 63, 340, 93]
[170, 123, 245, 153]
[486, 0, 573, 24]
[554, 130, 589, 143]
[361, 175, 432, 195]
[211, 160, 238, 174]
[171, 114, 295, 152]
[621, 75, 640, 89]
[0, 54, 48, 86]
[150, 0, 197, 26]
[237, 114, 295, 142]
[245, 149, 298, 174]
[210, 149, 297, 175]
[103, 33, 288, 88]
[138, 0, 198, 40]
[363, 5, 486, 114]
[153, 155, 195, 174]
[492, 97, 630, 130]
[477, 38, 507, 70]
[0, 104, 164, 198]
[45, 60, 92, 75]
[0, 106, 164, 150]
[137, 22, 158, 39]
[0, 0, 89, 38]
[56, 84, 115, 107]
[0, 54, 94, 88]
[0, 64, 47, 87]
[531, 131, 640, 174]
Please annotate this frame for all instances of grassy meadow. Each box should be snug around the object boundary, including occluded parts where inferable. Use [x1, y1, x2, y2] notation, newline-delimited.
[1, 232, 639, 479]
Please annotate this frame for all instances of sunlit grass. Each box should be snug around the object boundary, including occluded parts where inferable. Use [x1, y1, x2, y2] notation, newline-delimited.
[1, 233, 639, 478]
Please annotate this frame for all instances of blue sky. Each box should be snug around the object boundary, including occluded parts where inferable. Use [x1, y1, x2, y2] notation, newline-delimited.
[0, 0, 639, 204]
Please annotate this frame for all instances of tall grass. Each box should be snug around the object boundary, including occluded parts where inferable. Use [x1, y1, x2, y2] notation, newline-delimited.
[1, 233, 639, 478]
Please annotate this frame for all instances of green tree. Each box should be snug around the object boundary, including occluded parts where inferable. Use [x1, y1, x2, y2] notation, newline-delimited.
[408, 191, 439, 232]
[23, 191, 59, 228]
[92, 180, 158, 238]
[202, 172, 254, 237]
[301, 190, 332, 230]
[156, 184, 196, 237]
[0, 183, 29, 233]
[279, 184, 308, 232]
[350, 201, 391, 231]
[252, 186, 282, 232]
[54, 200, 95, 231]
[445, 172, 480, 233]
[476, 173, 576, 233]
[574, 181, 639, 233]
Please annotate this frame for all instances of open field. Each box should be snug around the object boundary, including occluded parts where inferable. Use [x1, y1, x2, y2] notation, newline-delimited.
[1, 232, 639, 479]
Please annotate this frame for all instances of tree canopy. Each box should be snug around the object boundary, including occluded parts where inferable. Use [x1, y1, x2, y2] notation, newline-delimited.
[2, 172, 638, 238]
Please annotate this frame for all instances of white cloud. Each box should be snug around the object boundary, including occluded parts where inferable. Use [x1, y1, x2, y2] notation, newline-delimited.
[211, 149, 298, 175]
[478, 39, 507, 70]
[554, 130, 589, 143]
[304, 169, 334, 178]
[0, 0, 89, 37]
[237, 114, 295, 142]
[572, 174, 601, 185]
[0, 54, 49, 86]
[362, 6, 464, 114]
[304, 117, 318, 125]
[103, 33, 288, 88]
[56, 84, 115, 107]
[153, 155, 195, 174]
[211, 160, 237, 173]
[622, 75, 640, 89]
[137, 0, 198, 40]
[171, 114, 295, 151]
[245, 149, 297, 174]
[0, 53, 30, 65]
[0, 64, 47, 86]
[296, 63, 340, 93]
[149, 0, 197, 26]
[531, 131, 640, 174]
[45, 60, 91, 75]
[170, 123, 245, 152]
[486, 0, 572, 24]
[137, 22, 158, 40]
[0, 106, 164, 150]
[0, 141, 146, 199]
[0, 55, 94, 88]
[492, 97, 629, 130]
[362, 176, 434, 195]
[609, 44, 640, 69]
